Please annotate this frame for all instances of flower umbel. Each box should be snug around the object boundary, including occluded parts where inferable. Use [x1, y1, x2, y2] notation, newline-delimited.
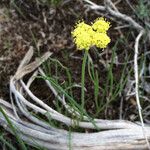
[92, 17, 110, 33]
[72, 22, 94, 50]
[72, 18, 111, 50]
[73, 32, 93, 50]
[93, 32, 111, 48]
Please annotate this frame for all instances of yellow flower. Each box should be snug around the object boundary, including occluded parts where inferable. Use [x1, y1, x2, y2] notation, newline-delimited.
[72, 18, 111, 50]
[93, 32, 111, 48]
[73, 32, 93, 50]
[92, 17, 110, 33]
[72, 22, 94, 50]
[72, 22, 93, 37]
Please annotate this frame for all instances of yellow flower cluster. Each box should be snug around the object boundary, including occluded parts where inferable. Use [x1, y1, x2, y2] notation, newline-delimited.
[92, 18, 110, 33]
[72, 18, 111, 50]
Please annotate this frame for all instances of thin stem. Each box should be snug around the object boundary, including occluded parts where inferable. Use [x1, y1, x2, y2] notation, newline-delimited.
[81, 50, 88, 110]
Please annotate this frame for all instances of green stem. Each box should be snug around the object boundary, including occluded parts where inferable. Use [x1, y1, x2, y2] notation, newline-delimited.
[81, 50, 88, 110]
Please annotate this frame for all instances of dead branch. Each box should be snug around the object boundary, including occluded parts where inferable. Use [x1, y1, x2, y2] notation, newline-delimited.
[0, 49, 149, 149]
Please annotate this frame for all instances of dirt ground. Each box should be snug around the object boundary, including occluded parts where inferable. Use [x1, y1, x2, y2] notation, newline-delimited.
[0, 0, 149, 123]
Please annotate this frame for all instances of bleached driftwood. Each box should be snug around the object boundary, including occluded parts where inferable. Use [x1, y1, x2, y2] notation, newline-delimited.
[0, 48, 149, 150]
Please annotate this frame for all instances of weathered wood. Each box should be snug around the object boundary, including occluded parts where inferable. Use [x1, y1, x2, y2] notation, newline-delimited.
[0, 49, 150, 150]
